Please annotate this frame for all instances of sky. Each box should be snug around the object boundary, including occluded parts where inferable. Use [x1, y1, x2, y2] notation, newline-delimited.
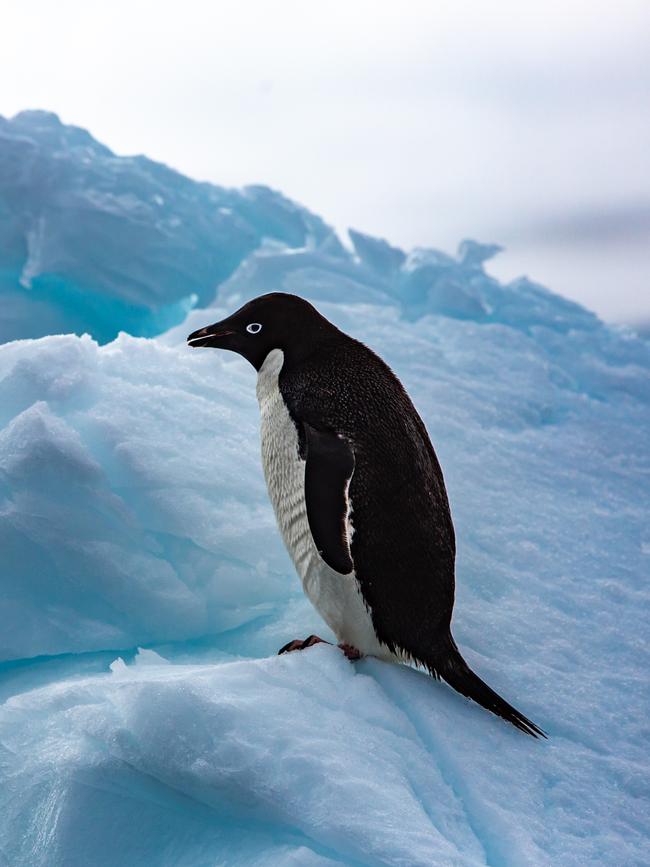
[2, 0, 649, 324]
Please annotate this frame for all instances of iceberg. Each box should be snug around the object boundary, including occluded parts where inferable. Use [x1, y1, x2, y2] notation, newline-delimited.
[0, 114, 649, 865]
[0, 111, 336, 344]
[1, 112, 600, 347]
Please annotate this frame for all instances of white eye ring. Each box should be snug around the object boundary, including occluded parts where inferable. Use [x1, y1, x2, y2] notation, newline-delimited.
[246, 322, 262, 334]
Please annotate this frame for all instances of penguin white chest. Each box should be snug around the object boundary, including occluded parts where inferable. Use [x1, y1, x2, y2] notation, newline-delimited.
[255, 349, 388, 658]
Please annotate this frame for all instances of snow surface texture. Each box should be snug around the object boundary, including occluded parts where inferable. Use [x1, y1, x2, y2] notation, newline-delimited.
[1, 114, 649, 865]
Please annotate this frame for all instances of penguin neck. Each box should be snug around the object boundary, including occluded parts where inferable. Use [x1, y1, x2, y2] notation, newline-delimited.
[257, 348, 285, 394]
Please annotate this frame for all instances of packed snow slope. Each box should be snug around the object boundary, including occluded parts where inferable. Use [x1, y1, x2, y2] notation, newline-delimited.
[1, 119, 649, 866]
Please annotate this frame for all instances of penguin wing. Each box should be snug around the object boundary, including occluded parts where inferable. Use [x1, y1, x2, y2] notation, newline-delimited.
[303, 422, 355, 574]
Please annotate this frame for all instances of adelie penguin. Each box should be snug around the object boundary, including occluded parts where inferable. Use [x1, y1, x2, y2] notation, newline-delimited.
[188, 293, 545, 737]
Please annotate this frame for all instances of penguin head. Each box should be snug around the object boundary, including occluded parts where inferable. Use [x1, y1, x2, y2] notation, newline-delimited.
[187, 293, 336, 370]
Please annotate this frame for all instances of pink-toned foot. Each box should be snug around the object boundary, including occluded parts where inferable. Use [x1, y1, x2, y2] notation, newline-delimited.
[338, 643, 362, 660]
[278, 634, 330, 655]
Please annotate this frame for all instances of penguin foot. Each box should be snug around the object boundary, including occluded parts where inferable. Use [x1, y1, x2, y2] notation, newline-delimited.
[338, 643, 362, 660]
[278, 634, 329, 654]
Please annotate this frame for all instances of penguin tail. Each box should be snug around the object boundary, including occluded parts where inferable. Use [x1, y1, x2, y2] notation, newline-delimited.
[428, 634, 547, 738]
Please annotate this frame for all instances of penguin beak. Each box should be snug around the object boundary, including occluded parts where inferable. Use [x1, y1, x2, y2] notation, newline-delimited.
[186, 323, 235, 349]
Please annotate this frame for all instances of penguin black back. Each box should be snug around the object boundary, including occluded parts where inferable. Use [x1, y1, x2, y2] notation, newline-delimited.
[280, 335, 457, 651]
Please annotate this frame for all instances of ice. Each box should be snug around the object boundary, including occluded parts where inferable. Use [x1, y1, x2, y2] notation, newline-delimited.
[0, 111, 337, 344]
[0, 650, 462, 866]
[214, 234, 599, 332]
[0, 642, 648, 866]
[1, 114, 649, 865]
[214, 239, 394, 309]
[348, 228, 406, 276]
[1, 111, 601, 347]
[0, 331, 300, 661]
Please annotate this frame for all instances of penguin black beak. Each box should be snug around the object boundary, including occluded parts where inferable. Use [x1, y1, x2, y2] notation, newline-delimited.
[186, 324, 235, 348]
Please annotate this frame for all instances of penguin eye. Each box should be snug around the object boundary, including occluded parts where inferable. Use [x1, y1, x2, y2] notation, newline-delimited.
[246, 323, 263, 334]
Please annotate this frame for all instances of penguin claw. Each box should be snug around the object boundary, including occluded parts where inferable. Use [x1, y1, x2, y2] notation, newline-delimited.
[338, 643, 362, 660]
[278, 635, 329, 655]
[277, 636, 362, 661]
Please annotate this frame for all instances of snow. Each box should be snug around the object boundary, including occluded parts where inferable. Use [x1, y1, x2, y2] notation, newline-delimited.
[1, 643, 648, 866]
[1, 113, 649, 865]
[1, 298, 648, 864]
[0, 331, 292, 661]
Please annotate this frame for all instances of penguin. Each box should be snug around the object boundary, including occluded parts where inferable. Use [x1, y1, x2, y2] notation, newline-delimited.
[188, 293, 545, 737]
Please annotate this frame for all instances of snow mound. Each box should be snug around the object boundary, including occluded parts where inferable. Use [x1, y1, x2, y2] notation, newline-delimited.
[0, 330, 299, 661]
[1, 644, 647, 867]
[0, 301, 648, 864]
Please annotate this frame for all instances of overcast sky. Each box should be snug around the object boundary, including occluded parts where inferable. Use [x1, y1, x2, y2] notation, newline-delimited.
[2, 0, 649, 323]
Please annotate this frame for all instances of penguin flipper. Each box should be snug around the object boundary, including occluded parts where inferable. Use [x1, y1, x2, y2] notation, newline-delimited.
[303, 422, 355, 574]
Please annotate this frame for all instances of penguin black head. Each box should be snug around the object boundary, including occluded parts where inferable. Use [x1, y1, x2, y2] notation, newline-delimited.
[187, 293, 338, 370]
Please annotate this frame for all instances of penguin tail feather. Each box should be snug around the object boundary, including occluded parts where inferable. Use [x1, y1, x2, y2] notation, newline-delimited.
[428, 635, 547, 739]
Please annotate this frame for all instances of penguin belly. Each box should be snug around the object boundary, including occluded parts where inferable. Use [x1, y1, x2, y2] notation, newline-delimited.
[256, 349, 391, 659]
